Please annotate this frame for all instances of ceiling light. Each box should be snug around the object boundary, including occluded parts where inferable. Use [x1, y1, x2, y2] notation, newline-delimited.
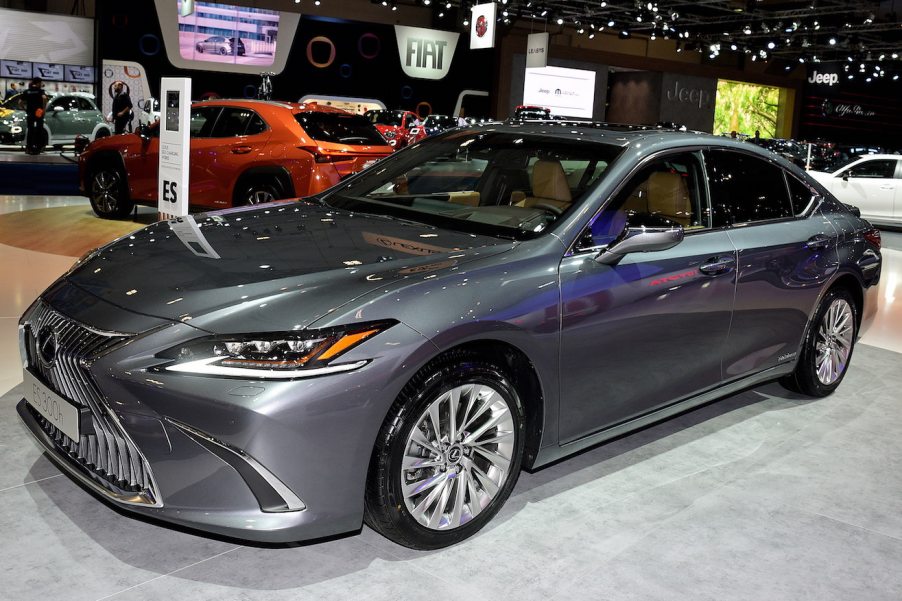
[829, 37, 836, 45]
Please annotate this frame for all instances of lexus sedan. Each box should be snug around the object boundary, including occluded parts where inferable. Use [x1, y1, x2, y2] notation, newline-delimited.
[808, 154, 902, 226]
[18, 123, 882, 550]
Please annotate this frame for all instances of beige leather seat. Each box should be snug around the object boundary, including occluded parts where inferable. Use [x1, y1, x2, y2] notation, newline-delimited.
[646, 171, 692, 226]
[514, 160, 572, 211]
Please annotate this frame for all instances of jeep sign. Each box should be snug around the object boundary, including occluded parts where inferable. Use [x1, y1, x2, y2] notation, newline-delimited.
[808, 70, 839, 86]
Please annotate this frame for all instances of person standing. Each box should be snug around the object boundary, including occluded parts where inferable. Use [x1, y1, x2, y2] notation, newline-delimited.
[4, 81, 18, 100]
[24, 78, 47, 155]
[111, 80, 133, 134]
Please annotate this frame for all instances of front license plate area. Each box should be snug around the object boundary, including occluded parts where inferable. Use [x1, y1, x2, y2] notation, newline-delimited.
[23, 369, 81, 440]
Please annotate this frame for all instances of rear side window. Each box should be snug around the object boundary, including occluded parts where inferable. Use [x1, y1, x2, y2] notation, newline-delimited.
[786, 174, 816, 216]
[704, 150, 792, 226]
[295, 113, 386, 145]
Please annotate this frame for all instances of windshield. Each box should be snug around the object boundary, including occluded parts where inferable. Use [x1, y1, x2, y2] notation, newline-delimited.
[425, 115, 454, 129]
[2, 93, 26, 111]
[321, 130, 624, 240]
[295, 112, 386, 145]
[367, 111, 404, 127]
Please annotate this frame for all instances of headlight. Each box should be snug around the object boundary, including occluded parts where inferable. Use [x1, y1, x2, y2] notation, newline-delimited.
[158, 321, 395, 379]
[383, 130, 396, 139]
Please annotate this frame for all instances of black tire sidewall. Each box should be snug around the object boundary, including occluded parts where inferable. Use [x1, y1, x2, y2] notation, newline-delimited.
[371, 357, 525, 549]
[89, 165, 132, 219]
[794, 288, 857, 397]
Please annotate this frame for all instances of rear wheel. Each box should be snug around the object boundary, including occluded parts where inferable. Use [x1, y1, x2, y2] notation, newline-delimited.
[235, 178, 283, 206]
[89, 164, 134, 219]
[365, 353, 525, 549]
[782, 288, 857, 397]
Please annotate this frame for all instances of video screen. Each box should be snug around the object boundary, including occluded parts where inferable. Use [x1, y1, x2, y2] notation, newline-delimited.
[177, 1, 280, 67]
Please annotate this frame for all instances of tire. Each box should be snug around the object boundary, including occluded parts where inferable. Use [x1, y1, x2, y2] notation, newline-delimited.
[94, 128, 110, 141]
[365, 352, 525, 549]
[218, 46, 227, 55]
[196, 44, 204, 53]
[235, 178, 283, 206]
[782, 288, 857, 397]
[89, 163, 134, 219]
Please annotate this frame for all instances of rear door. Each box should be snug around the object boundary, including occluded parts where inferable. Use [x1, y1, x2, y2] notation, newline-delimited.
[194, 107, 272, 207]
[705, 149, 839, 379]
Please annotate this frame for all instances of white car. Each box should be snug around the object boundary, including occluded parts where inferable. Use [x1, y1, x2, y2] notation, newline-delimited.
[809, 154, 901, 226]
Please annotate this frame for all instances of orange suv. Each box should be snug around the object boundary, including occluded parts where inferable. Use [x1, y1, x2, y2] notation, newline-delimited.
[79, 99, 392, 218]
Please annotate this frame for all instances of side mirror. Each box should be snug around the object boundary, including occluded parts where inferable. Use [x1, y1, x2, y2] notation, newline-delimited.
[595, 225, 684, 265]
[840, 172, 849, 181]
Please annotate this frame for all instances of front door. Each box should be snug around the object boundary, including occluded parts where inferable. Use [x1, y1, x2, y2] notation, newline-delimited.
[833, 157, 899, 221]
[558, 151, 736, 444]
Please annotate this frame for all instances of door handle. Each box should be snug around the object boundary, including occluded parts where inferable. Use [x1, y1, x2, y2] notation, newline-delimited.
[231, 146, 252, 154]
[698, 256, 735, 275]
[879, 184, 894, 190]
[805, 234, 834, 251]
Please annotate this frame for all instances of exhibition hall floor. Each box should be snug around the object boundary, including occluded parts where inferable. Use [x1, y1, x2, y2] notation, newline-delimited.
[2, 195, 902, 600]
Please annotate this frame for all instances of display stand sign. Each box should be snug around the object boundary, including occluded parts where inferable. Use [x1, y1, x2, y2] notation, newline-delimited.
[158, 77, 191, 220]
[526, 32, 549, 68]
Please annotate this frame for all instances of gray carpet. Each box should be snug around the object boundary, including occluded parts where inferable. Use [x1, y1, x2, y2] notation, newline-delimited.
[2, 343, 901, 600]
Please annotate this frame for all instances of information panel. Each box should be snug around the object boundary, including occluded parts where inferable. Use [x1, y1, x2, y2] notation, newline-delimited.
[158, 77, 191, 219]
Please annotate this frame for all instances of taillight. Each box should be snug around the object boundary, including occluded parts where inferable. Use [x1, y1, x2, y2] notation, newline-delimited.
[298, 146, 356, 163]
[863, 227, 881, 250]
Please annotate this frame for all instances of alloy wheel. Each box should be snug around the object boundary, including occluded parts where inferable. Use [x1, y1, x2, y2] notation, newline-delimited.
[814, 297, 854, 386]
[400, 383, 515, 531]
[92, 169, 121, 214]
[246, 188, 275, 204]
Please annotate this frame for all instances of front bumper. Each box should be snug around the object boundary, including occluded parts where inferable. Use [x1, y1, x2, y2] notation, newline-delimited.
[17, 296, 432, 543]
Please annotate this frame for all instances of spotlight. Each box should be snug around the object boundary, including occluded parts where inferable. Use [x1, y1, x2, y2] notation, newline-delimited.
[767, 41, 776, 49]
[829, 37, 836, 45]
[619, 29, 631, 39]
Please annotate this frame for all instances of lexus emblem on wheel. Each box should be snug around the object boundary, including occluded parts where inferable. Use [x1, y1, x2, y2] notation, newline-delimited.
[36, 325, 58, 368]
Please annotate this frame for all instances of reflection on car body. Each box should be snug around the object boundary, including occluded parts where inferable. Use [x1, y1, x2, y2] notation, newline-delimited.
[19, 122, 881, 551]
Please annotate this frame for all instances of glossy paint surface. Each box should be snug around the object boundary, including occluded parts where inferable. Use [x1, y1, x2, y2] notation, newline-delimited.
[17, 125, 883, 543]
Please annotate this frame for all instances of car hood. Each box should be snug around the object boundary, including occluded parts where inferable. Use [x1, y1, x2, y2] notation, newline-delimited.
[64, 201, 515, 332]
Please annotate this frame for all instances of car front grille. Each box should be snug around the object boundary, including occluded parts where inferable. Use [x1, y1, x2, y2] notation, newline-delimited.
[22, 301, 156, 498]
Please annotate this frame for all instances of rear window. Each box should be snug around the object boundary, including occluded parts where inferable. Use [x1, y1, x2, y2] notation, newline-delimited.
[295, 112, 386, 146]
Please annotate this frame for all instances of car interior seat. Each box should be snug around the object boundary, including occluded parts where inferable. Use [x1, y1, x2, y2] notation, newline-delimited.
[645, 171, 692, 226]
[514, 159, 572, 211]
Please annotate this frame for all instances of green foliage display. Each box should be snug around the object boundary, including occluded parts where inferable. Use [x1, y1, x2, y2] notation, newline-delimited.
[714, 80, 780, 137]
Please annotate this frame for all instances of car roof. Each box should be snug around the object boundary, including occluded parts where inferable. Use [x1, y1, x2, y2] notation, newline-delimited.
[460, 120, 801, 158]
[193, 98, 354, 115]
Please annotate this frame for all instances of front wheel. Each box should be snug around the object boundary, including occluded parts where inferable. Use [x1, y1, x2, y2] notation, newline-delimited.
[89, 164, 134, 219]
[783, 288, 857, 397]
[365, 353, 525, 549]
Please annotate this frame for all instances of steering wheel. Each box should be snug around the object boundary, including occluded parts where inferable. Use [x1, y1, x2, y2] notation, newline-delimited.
[532, 202, 564, 216]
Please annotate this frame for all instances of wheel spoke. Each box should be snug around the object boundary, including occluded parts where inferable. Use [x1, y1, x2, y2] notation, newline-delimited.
[400, 381, 516, 531]
[409, 427, 442, 455]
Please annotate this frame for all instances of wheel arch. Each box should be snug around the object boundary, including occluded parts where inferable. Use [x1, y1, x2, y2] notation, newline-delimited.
[231, 165, 296, 206]
[83, 150, 129, 198]
[389, 337, 548, 470]
[827, 272, 865, 329]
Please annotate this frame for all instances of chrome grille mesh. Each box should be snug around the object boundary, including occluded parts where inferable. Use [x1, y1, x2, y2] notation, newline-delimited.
[23, 302, 155, 496]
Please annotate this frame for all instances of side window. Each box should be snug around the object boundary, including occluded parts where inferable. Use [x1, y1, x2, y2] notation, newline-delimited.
[76, 97, 95, 111]
[189, 107, 220, 138]
[47, 97, 68, 111]
[210, 108, 257, 137]
[786, 174, 816, 216]
[842, 159, 896, 179]
[585, 152, 708, 248]
[705, 150, 792, 226]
